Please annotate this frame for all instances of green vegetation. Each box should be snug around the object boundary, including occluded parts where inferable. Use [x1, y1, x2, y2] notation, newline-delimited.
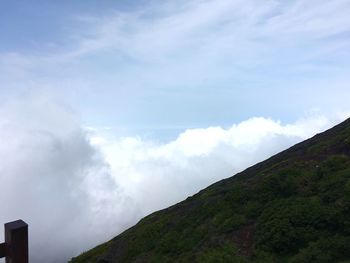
[70, 118, 350, 262]
[69, 242, 112, 263]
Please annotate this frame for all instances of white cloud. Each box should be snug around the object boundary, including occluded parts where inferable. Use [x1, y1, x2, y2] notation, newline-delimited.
[264, 0, 350, 38]
[62, 0, 350, 64]
[90, 113, 347, 216]
[0, 95, 141, 263]
[0, 93, 348, 262]
[4, 0, 349, 66]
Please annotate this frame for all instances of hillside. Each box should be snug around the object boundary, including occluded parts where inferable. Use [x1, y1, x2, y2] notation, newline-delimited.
[70, 118, 350, 263]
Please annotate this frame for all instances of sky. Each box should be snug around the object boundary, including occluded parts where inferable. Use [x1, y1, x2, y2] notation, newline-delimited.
[0, 0, 350, 262]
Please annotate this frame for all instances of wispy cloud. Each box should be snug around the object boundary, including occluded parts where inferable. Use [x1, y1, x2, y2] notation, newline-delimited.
[61, 0, 350, 64]
[3, 0, 350, 67]
[1, 0, 350, 128]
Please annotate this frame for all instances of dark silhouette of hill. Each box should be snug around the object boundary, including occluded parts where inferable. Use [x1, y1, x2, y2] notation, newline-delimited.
[70, 118, 350, 263]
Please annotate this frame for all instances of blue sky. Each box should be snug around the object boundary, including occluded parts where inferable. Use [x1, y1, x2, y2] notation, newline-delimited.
[1, 0, 350, 139]
[1, 1, 350, 262]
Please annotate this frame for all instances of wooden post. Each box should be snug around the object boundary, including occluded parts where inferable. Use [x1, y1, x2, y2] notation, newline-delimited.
[0, 242, 7, 258]
[0, 220, 28, 263]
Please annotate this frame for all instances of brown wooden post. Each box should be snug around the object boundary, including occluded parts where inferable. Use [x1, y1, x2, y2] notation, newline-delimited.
[0, 220, 28, 263]
[0, 242, 7, 258]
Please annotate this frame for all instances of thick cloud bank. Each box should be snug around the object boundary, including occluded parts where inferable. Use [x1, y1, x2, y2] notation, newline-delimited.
[91, 114, 347, 215]
[0, 96, 140, 263]
[0, 96, 348, 262]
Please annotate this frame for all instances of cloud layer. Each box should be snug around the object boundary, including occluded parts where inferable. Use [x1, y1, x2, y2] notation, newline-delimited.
[0, 95, 140, 262]
[0, 94, 348, 262]
[93, 113, 348, 214]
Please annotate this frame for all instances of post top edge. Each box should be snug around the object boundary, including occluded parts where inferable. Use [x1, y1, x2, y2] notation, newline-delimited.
[4, 220, 28, 230]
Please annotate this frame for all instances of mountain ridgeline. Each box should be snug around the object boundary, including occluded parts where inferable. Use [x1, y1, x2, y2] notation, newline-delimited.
[70, 118, 350, 263]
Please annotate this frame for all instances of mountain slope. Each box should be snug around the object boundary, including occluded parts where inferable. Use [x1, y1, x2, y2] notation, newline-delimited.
[70, 118, 350, 263]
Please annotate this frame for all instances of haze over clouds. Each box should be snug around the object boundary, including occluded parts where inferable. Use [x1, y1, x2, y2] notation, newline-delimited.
[0, 0, 350, 262]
